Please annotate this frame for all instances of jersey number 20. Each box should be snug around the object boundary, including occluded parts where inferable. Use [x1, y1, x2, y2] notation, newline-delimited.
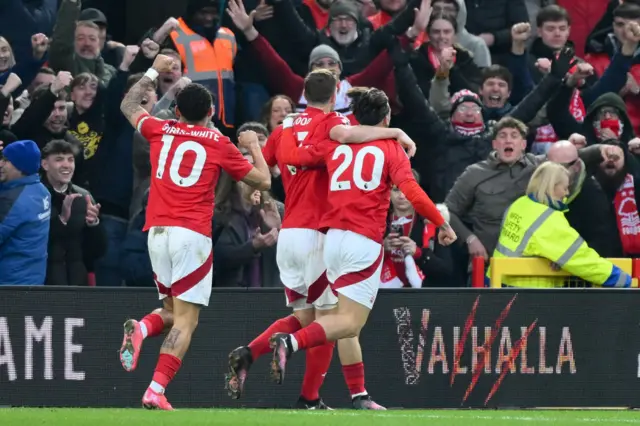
[330, 145, 384, 192]
[156, 135, 206, 187]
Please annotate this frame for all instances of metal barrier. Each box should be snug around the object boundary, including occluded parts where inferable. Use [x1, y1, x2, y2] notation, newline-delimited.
[1, 287, 640, 409]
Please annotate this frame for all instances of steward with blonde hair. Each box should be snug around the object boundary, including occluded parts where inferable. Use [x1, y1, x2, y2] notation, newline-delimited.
[488, 160, 632, 289]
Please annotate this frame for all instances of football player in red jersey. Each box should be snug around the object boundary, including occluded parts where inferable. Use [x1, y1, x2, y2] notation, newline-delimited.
[117, 54, 272, 410]
[269, 87, 457, 397]
[225, 70, 414, 409]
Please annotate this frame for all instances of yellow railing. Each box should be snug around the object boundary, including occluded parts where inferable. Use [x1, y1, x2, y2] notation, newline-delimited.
[489, 257, 638, 288]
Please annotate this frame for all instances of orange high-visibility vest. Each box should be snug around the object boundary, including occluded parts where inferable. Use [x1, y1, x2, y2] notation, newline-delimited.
[170, 18, 237, 128]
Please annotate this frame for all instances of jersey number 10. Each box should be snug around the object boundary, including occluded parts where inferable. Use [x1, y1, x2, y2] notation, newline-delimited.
[330, 145, 384, 192]
[156, 135, 207, 187]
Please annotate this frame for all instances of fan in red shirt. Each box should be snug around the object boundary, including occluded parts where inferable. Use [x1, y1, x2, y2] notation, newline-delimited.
[225, 70, 415, 410]
[269, 87, 457, 394]
[115, 55, 271, 411]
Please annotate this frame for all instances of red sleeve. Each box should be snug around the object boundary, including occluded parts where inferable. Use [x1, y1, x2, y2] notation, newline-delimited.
[136, 114, 162, 141]
[262, 128, 280, 168]
[221, 138, 254, 182]
[388, 144, 445, 227]
[346, 50, 394, 89]
[278, 127, 326, 168]
[324, 112, 351, 133]
[248, 35, 304, 100]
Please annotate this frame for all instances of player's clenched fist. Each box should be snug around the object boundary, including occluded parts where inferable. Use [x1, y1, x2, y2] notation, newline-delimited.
[152, 54, 176, 73]
[238, 130, 259, 150]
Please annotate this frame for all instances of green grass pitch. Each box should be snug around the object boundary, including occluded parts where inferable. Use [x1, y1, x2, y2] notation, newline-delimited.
[2, 408, 640, 426]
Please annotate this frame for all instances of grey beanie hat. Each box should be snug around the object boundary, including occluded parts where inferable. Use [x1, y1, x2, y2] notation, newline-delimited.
[308, 44, 343, 71]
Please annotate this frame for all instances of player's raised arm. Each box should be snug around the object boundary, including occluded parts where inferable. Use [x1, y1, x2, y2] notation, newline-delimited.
[278, 115, 326, 168]
[389, 144, 457, 246]
[238, 130, 272, 190]
[120, 54, 175, 128]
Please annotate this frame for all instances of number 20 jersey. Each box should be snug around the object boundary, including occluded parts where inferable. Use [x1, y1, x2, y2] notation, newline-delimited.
[320, 139, 415, 244]
[137, 114, 253, 237]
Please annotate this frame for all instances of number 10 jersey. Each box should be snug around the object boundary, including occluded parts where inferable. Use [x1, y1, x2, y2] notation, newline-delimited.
[137, 114, 253, 237]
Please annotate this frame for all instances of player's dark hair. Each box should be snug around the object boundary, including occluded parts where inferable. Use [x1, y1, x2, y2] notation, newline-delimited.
[614, 2, 640, 20]
[41, 139, 75, 158]
[237, 121, 269, 138]
[493, 116, 528, 139]
[347, 87, 390, 126]
[481, 65, 513, 90]
[427, 12, 458, 34]
[536, 5, 571, 27]
[304, 69, 337, 105]
[176, 83, 213, 123]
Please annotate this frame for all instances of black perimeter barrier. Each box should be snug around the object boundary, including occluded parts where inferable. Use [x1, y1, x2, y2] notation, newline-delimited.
[0, 287, 639, 408]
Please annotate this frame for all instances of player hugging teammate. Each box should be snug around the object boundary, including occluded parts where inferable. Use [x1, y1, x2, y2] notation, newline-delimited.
[224, 69, 456, 410]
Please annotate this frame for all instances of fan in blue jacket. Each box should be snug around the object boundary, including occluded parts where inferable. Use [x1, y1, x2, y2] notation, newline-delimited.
[0, 140, 51, 285]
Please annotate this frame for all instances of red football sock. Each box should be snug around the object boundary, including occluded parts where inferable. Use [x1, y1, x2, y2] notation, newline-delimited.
[291, 322, 328, 351]
[342, 362, 366, 397]
[141, 313, 164, 338]
[301, 341, 335, 401]
[248, 315, 301, 361]
[151, 353, 182, 389]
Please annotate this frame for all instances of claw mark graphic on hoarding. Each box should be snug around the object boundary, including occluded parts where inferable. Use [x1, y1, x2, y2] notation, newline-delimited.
[450, 295, 480, 387]
[461, 294, 518, 404]
[393, 307, 430, 385]
[484, 319, 538, 405]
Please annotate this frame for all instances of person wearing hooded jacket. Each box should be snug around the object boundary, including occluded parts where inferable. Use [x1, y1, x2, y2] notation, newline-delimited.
[549, 90, 638, 148]
[161, 0, 238, 132]
[587, 2, 640, 136]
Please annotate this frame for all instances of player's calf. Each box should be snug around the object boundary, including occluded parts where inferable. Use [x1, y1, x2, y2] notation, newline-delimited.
[145, 299, 200, 404]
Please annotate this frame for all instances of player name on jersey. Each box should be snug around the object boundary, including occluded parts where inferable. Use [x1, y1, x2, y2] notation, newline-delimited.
[161, 123, 219, 140]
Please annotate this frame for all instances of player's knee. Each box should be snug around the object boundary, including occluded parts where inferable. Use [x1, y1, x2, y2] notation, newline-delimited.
[293, 309, 315, 327]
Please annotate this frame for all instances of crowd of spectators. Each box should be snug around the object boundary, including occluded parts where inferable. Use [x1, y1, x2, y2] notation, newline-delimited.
[0, 0, 639, 288]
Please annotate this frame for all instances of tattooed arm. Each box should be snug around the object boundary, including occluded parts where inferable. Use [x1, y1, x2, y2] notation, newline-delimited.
[120, 54, 175, 128]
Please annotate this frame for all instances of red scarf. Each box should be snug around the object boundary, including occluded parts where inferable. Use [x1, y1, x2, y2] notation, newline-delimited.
[598, 118, 623, 139]
[427, 45, 456, 70]
[451, 121, 485, 136]
[303, 0, 329, 29]
[614, 174, 640, 255]
[381, 215, 435, 288]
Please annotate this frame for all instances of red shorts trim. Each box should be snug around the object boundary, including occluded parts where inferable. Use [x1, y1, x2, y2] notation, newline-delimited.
[332, 248, 384, 290]
[285, 287, 306, 303]
[307, 272, 331, 304]
[154, 251, 214, 297]
[171, 250, 213, 296]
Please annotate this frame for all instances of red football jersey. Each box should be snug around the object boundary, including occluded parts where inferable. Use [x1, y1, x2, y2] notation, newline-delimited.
[137, 114, 253, 237]
[279, 108, 350, 230]
[320, 139, 416, 243]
